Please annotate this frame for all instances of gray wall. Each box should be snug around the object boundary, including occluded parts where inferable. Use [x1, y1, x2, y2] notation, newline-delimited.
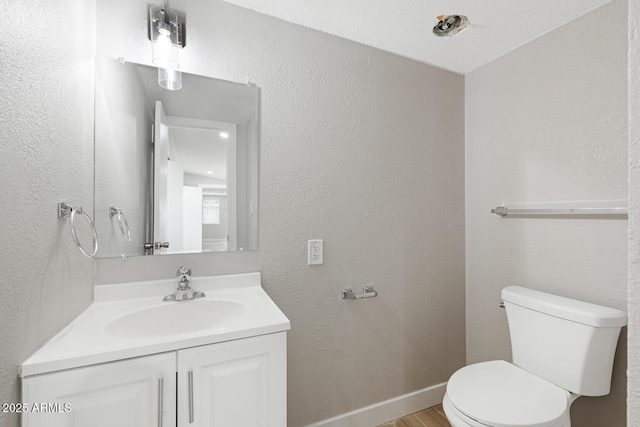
[465, 1, 628, 426]
[629, 0, 640, 423]
[94, 56, 153, 258]
[0, 1, 96, 426]
[237, 110, 259, 250]
[5, 2, 631, 427]
[95, 0, 466, 425]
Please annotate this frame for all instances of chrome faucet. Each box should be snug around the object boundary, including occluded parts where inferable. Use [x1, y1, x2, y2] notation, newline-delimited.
[163, 266, 206, 302]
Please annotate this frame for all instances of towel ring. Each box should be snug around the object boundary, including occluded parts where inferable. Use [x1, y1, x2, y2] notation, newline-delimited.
[58, 202, 99, 258]
[110, 207, 132, 242]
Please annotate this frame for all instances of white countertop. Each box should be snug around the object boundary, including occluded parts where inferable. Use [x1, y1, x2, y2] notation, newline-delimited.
[21, 272, 290, 377]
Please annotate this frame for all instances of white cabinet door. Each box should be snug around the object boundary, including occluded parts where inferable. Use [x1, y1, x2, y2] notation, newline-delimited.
[22, 353, 176, 427]
[178, 332, 286, 427]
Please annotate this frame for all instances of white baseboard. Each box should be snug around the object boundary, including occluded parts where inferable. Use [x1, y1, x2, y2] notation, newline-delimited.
[306, 382, 447, 427]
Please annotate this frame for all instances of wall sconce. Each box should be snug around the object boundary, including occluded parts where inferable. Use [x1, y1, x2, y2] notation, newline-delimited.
[149, 5, 184, 90]
[157, 68, 182, 91]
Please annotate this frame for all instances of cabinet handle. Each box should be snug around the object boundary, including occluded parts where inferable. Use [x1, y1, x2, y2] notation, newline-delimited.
[158, 378, 164, 427]
[188, 370, 194, 424]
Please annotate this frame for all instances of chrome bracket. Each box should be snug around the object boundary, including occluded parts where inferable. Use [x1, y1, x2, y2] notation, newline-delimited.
[342, 286, 378, 300]
[58, 202, 82, 219]
[491, 206, 508, 217]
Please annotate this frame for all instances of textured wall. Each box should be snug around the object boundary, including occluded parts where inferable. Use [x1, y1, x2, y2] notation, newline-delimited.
[94, 1, 466, 425]
[466, 1, 628, 426]
[0, 1, 96, 426]
[629, 0, 640, 424]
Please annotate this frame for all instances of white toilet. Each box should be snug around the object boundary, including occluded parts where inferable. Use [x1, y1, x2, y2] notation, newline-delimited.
[443, 286, 627, 427]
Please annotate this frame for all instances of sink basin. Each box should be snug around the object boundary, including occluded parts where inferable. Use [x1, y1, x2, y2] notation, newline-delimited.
[106, 300, 247, 338]
[21, 273, 292, 377]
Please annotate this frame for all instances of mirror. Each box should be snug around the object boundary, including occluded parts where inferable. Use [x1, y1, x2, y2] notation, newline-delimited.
[94, 56, 259, 257]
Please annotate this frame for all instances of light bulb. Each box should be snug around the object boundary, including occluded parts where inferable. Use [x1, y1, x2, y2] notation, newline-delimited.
[153, 33, 179, 69]
[150, 6, 180, 70]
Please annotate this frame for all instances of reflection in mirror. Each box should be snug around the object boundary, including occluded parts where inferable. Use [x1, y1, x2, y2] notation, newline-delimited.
[94, 56, 259, 258]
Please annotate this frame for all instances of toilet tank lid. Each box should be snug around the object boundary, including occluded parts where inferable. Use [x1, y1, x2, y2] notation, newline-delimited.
[502, 286, 627, 327]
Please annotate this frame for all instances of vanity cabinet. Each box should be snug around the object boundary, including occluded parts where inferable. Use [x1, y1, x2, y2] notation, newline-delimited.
[178, 332, 286, 426]
[22, 333, 286, 427]
[22, 353, 176, 427]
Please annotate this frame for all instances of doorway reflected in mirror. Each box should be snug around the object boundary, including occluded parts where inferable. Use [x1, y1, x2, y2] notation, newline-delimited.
[94, 56, 259, 258]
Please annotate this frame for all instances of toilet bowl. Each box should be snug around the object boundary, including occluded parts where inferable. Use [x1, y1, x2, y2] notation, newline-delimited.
[442, 286, 626, 427]
[443, 361, 575, 427]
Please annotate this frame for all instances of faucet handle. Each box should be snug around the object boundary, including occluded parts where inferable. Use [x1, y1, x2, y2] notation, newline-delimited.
[176, 265, 192, 279]
[164, 265, 205, 302]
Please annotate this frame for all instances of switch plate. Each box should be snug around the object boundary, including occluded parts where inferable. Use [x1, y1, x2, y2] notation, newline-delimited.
[308, 239, 323, 265]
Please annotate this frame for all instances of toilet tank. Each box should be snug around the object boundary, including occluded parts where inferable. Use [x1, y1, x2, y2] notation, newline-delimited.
[502, 286, 626, 396]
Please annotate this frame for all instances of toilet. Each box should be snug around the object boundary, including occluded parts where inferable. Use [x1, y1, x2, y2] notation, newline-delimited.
[443, 286, 627, 427]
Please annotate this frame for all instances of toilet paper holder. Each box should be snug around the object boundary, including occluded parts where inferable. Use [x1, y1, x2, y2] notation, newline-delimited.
[342, 286, 378, 300]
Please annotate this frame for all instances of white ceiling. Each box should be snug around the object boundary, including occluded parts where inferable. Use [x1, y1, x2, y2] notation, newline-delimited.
[134, 62, 257, 182]
[222, 0, 609, 74]
[137, 65, 258, 123]
[169, 127, 228, 181]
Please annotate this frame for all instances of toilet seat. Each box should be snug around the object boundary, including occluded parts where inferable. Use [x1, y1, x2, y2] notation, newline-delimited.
[445, 360, 569, 427]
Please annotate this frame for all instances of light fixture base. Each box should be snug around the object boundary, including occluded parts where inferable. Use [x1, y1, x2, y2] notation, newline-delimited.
[149, 5, 185, 70]
[433, 15, 469, 37]
[149, 5, 184, 48]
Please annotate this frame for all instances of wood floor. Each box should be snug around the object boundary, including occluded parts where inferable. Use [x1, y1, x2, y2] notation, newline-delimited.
[376, 404, 451, 427]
